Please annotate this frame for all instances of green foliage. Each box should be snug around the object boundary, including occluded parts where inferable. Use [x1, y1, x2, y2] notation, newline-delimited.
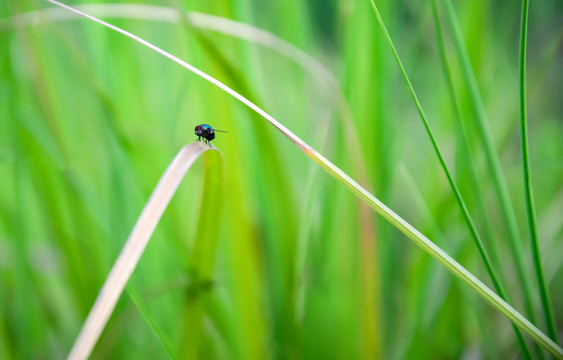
[1, 0, 562, 358]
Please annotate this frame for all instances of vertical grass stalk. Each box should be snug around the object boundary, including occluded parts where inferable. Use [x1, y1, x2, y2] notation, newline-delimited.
[518, 0, 559, 344]
[431, 1, 531, 356]
[365, 2, 531, 353]
[440, 0, 537, 325]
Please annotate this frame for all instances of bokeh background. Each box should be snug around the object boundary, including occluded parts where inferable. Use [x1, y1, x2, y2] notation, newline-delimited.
[1, 0, 562, 358]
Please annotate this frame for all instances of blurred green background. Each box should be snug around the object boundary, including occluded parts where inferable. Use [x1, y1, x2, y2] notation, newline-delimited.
[1, 0, 562, 358]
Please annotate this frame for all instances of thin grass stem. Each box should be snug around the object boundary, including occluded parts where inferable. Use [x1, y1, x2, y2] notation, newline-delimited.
[367, 0, 528, 353]
[518, 0, 559, 344]
[440, 0, 537, 326]
[431, 1, 531, 356]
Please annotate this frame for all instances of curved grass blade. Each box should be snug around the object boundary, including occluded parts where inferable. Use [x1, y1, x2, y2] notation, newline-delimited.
[179, 149, 224, 358]
[2, 3, 369, 181]
[45, 1, 563, 358]
[67, 142, 220, 360]
[518, 0, 558, 344]
[5, 1, 372, 236]
[4, 5, 373, 283]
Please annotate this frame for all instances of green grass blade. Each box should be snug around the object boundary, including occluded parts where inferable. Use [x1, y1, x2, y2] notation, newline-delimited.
[431, 1, 532, 356]
[44, 2, 563, 357]
[440, 0, 537, 325]
[366, 0, 527, 352]
[429, 0, 504, 287]
[518, 0, 559, 344]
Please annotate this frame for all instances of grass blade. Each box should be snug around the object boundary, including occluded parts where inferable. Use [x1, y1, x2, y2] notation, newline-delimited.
[431, 1, 531, 356]
[68, 142, 218, 360]
[440, 0, 537, 325]
[518, 0, 558, 344]
[366, 0, 530, 353]
[3, 4, 368, 185]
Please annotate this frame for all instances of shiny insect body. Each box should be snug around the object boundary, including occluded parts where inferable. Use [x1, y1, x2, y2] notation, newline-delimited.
[194, 124, 228, 146]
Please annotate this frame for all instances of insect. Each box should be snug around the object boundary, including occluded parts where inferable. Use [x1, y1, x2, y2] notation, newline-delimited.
[194, 124, 228, 146]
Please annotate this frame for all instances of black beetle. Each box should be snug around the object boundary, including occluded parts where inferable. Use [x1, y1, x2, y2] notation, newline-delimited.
[195, 124, 228, 146]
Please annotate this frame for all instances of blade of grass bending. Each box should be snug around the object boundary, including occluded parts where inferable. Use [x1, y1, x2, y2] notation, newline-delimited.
[366, 0, 525, 352]
[440, 0, 537, 325]
[3, 3, 369, 182]
[518, 0, 558, 344]
[45, 1, 563, 357]
[7, 5, 372, 271]
[431, 1, 531, 357]
[67, 142, 219, 360]
[10, 0, 370, 237]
